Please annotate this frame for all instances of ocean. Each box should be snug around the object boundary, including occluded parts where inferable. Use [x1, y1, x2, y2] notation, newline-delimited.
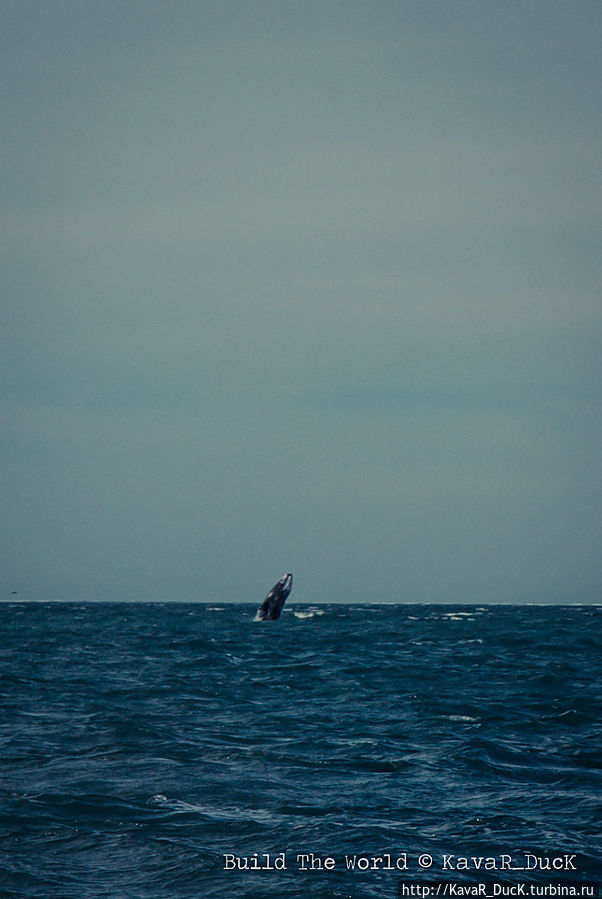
[0, 602, 600, 899]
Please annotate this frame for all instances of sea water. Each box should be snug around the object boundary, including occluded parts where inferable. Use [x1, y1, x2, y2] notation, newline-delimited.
[0, 602, 600, 898]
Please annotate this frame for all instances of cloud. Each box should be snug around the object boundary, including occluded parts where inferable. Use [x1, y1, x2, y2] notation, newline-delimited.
[2, 1, 601, 603]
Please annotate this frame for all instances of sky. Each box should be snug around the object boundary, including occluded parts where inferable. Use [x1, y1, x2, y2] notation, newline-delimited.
[2, 1, 601, 604]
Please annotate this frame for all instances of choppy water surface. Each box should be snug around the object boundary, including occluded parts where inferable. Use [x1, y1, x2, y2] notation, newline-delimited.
[0, 602, 600, 898]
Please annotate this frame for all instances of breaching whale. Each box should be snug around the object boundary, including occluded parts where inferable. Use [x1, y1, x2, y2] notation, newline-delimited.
[255, 573, 293, 621]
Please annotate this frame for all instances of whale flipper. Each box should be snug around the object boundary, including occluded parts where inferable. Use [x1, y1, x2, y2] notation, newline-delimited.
[255, 573, 293, 621]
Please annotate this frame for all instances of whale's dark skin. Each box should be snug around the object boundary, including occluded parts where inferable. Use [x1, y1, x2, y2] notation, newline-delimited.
[255, 573, 293, 621]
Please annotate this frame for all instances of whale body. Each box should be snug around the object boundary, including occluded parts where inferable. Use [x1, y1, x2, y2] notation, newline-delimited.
[255, 573, 293, 621]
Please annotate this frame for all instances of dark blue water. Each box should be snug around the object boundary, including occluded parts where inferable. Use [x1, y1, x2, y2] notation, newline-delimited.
[0, 602, 600, 898]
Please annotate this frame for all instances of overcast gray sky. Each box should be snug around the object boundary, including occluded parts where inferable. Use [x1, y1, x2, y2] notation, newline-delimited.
[2, 1, 601, 604]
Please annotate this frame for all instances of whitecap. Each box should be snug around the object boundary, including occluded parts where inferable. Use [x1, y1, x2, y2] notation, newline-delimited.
[444, 714, 480, 723]
[293, 607, 325, 619]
